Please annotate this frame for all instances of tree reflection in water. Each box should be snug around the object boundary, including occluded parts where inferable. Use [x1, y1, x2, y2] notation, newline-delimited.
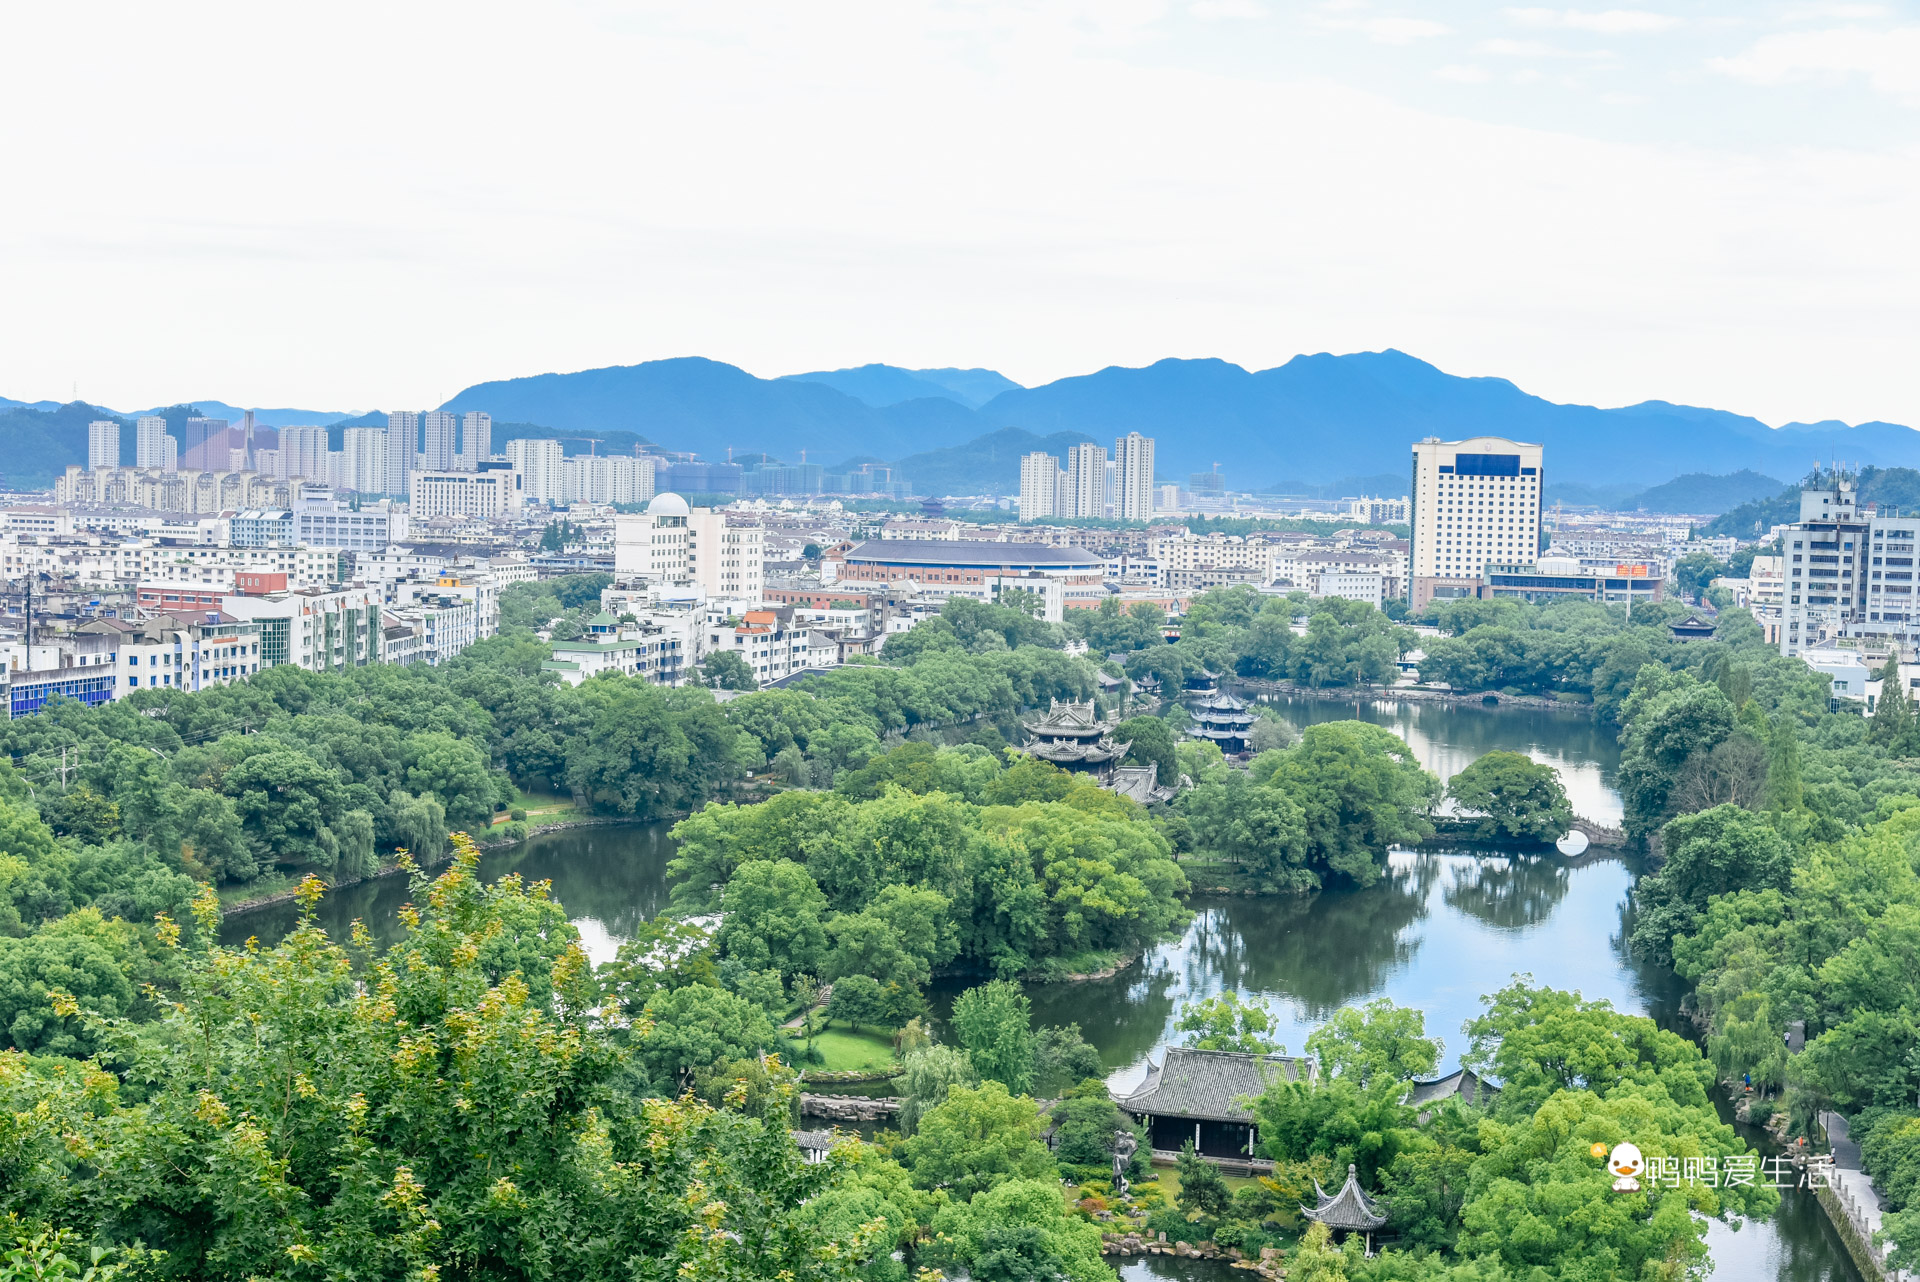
[1438, 847, 1572, 931]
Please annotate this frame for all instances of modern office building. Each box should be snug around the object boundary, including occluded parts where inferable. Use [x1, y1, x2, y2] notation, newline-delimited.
[183, 417, 229, 470]
[1020, 451, 1062, 520]
[505, 438, 565, 506]
[1113, 432, 1155, 521]
[1409, 435, 1545, 610]
[409, 463, 523, 521]
[88, 421, 120, 471]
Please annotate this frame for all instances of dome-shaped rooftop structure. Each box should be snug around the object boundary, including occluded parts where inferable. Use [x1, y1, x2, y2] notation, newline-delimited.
[647, 492, 691, 517]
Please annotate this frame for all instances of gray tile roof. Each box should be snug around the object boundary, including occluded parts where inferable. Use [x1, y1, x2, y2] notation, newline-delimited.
[1113, 1047, 1316, 1123]
[1305, 1164, 1388, 1231]
[1406, 1067, 1497, 1110]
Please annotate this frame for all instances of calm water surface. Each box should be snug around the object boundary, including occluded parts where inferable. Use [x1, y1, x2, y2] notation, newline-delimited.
[225, 694, 1859, 1281]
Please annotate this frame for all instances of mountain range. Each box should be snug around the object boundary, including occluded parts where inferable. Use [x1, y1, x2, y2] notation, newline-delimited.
[6, 350, 1917, 496]
[440, 351, 1920, 492]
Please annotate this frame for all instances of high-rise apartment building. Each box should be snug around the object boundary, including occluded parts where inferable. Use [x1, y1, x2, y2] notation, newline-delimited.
[1409, 435, 1544, 610]
[459, 412, 490, 471]
[562, 454, 655, 505]
[1020, 451, 1062, 520]
[385, 411, 420, 496]
[276, 425, 330, 481]
[505, 438, 566, 506]
[88, 421, 120, 472]
[1113, 432, 1155, 521]
[135, 416, 172, 469]
[420, 411, 459, 472]
[342, 427, 389, 494]
[1065, 442, 1107, 519]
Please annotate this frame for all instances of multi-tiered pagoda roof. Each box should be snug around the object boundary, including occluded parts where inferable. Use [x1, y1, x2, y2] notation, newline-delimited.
[1021, 699, 1130, 780]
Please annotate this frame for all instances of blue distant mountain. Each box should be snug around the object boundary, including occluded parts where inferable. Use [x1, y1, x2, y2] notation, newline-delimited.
[11, 349, 1918, 494]
[434, 350, 1920, 491]
[441, 357, 980, 464]
[780, 364, 1022, 410]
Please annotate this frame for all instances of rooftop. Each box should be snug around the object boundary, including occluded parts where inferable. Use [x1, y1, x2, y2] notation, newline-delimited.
[1304, 1164, 1388, 1231]
[1114, 1047, 1315, 1122]
[844, 539, 1104, 568]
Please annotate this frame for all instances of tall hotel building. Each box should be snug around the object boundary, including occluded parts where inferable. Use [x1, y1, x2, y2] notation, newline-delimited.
[1409, 436, 1544, 610]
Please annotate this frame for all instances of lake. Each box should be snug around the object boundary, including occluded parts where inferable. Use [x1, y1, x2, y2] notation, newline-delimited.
[224, 691, 1863, 1281]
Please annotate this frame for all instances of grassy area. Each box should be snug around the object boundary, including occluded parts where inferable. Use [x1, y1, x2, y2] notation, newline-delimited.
[499, 786, 580, 825]
[788, 1025, 898, 1074]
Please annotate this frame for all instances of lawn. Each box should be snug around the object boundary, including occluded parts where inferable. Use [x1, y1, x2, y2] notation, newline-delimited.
[787, 1025, 899, 1074]
[495, 786, 580, 825]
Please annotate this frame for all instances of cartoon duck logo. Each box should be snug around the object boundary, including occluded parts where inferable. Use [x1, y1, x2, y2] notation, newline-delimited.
[1607, 1142, 1644, 1192]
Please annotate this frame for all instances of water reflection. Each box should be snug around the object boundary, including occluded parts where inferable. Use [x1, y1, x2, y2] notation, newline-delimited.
[214, 698, 1855, 1281]
[1012, 851, 1672, 1085]
[221, 822, 678, 963]
[1441, 850, 1571, 931]
[1254, 692, 1624, 825]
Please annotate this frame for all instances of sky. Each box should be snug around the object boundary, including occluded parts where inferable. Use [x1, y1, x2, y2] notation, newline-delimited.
[4, 0, 1920, 425]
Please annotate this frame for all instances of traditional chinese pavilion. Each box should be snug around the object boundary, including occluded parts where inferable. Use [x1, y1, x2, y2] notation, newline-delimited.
[1021, 699, 1130, 783]
[1303, 1163, 1389, 1254]
[1188, 690, 1255, 754]
[1113, 1047, 1315, 1163]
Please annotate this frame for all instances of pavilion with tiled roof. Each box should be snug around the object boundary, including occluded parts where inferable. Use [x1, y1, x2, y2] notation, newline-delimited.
[1021, 699, 1130, 784]
[1113, 1047, 1315, 1160]
[1304, 1163, 1388, 1253]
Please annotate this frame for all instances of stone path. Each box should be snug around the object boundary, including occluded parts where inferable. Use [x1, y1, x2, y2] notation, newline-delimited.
[1821, 1110, 1907, 1280]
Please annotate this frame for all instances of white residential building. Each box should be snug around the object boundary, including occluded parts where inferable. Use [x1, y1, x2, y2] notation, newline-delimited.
[689, 510, 764, 600]
[88, 421, 119, 472]
[1114, 432, 1155, 521]
[1020, 451, 1062, 520]
[222, 584, 387, 672]
[385, 411, 419, 496]
[276, 425, 330, 480]
[134, 417, 172, 469]
[459, 411, 490, 471]
[562, 454, 655, 505]
[1409, 436, 1545, 610]
[506, 438, 565, 506]
[706, 606, 805, 685]
[1065, 442, 1106, 519]
[342, 428, 388, 494]
[420, 410, 459, 472]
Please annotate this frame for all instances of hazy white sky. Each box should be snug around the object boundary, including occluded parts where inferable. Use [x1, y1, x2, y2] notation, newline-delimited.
[4, 0, 1919, 424]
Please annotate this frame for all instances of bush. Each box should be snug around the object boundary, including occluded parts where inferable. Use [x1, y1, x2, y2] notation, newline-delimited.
[510, 808, 528, 822]
[502, 821, 529, 841]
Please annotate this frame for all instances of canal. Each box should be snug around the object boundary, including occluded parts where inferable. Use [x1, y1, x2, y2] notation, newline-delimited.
[224, 692, 1863, 1281]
